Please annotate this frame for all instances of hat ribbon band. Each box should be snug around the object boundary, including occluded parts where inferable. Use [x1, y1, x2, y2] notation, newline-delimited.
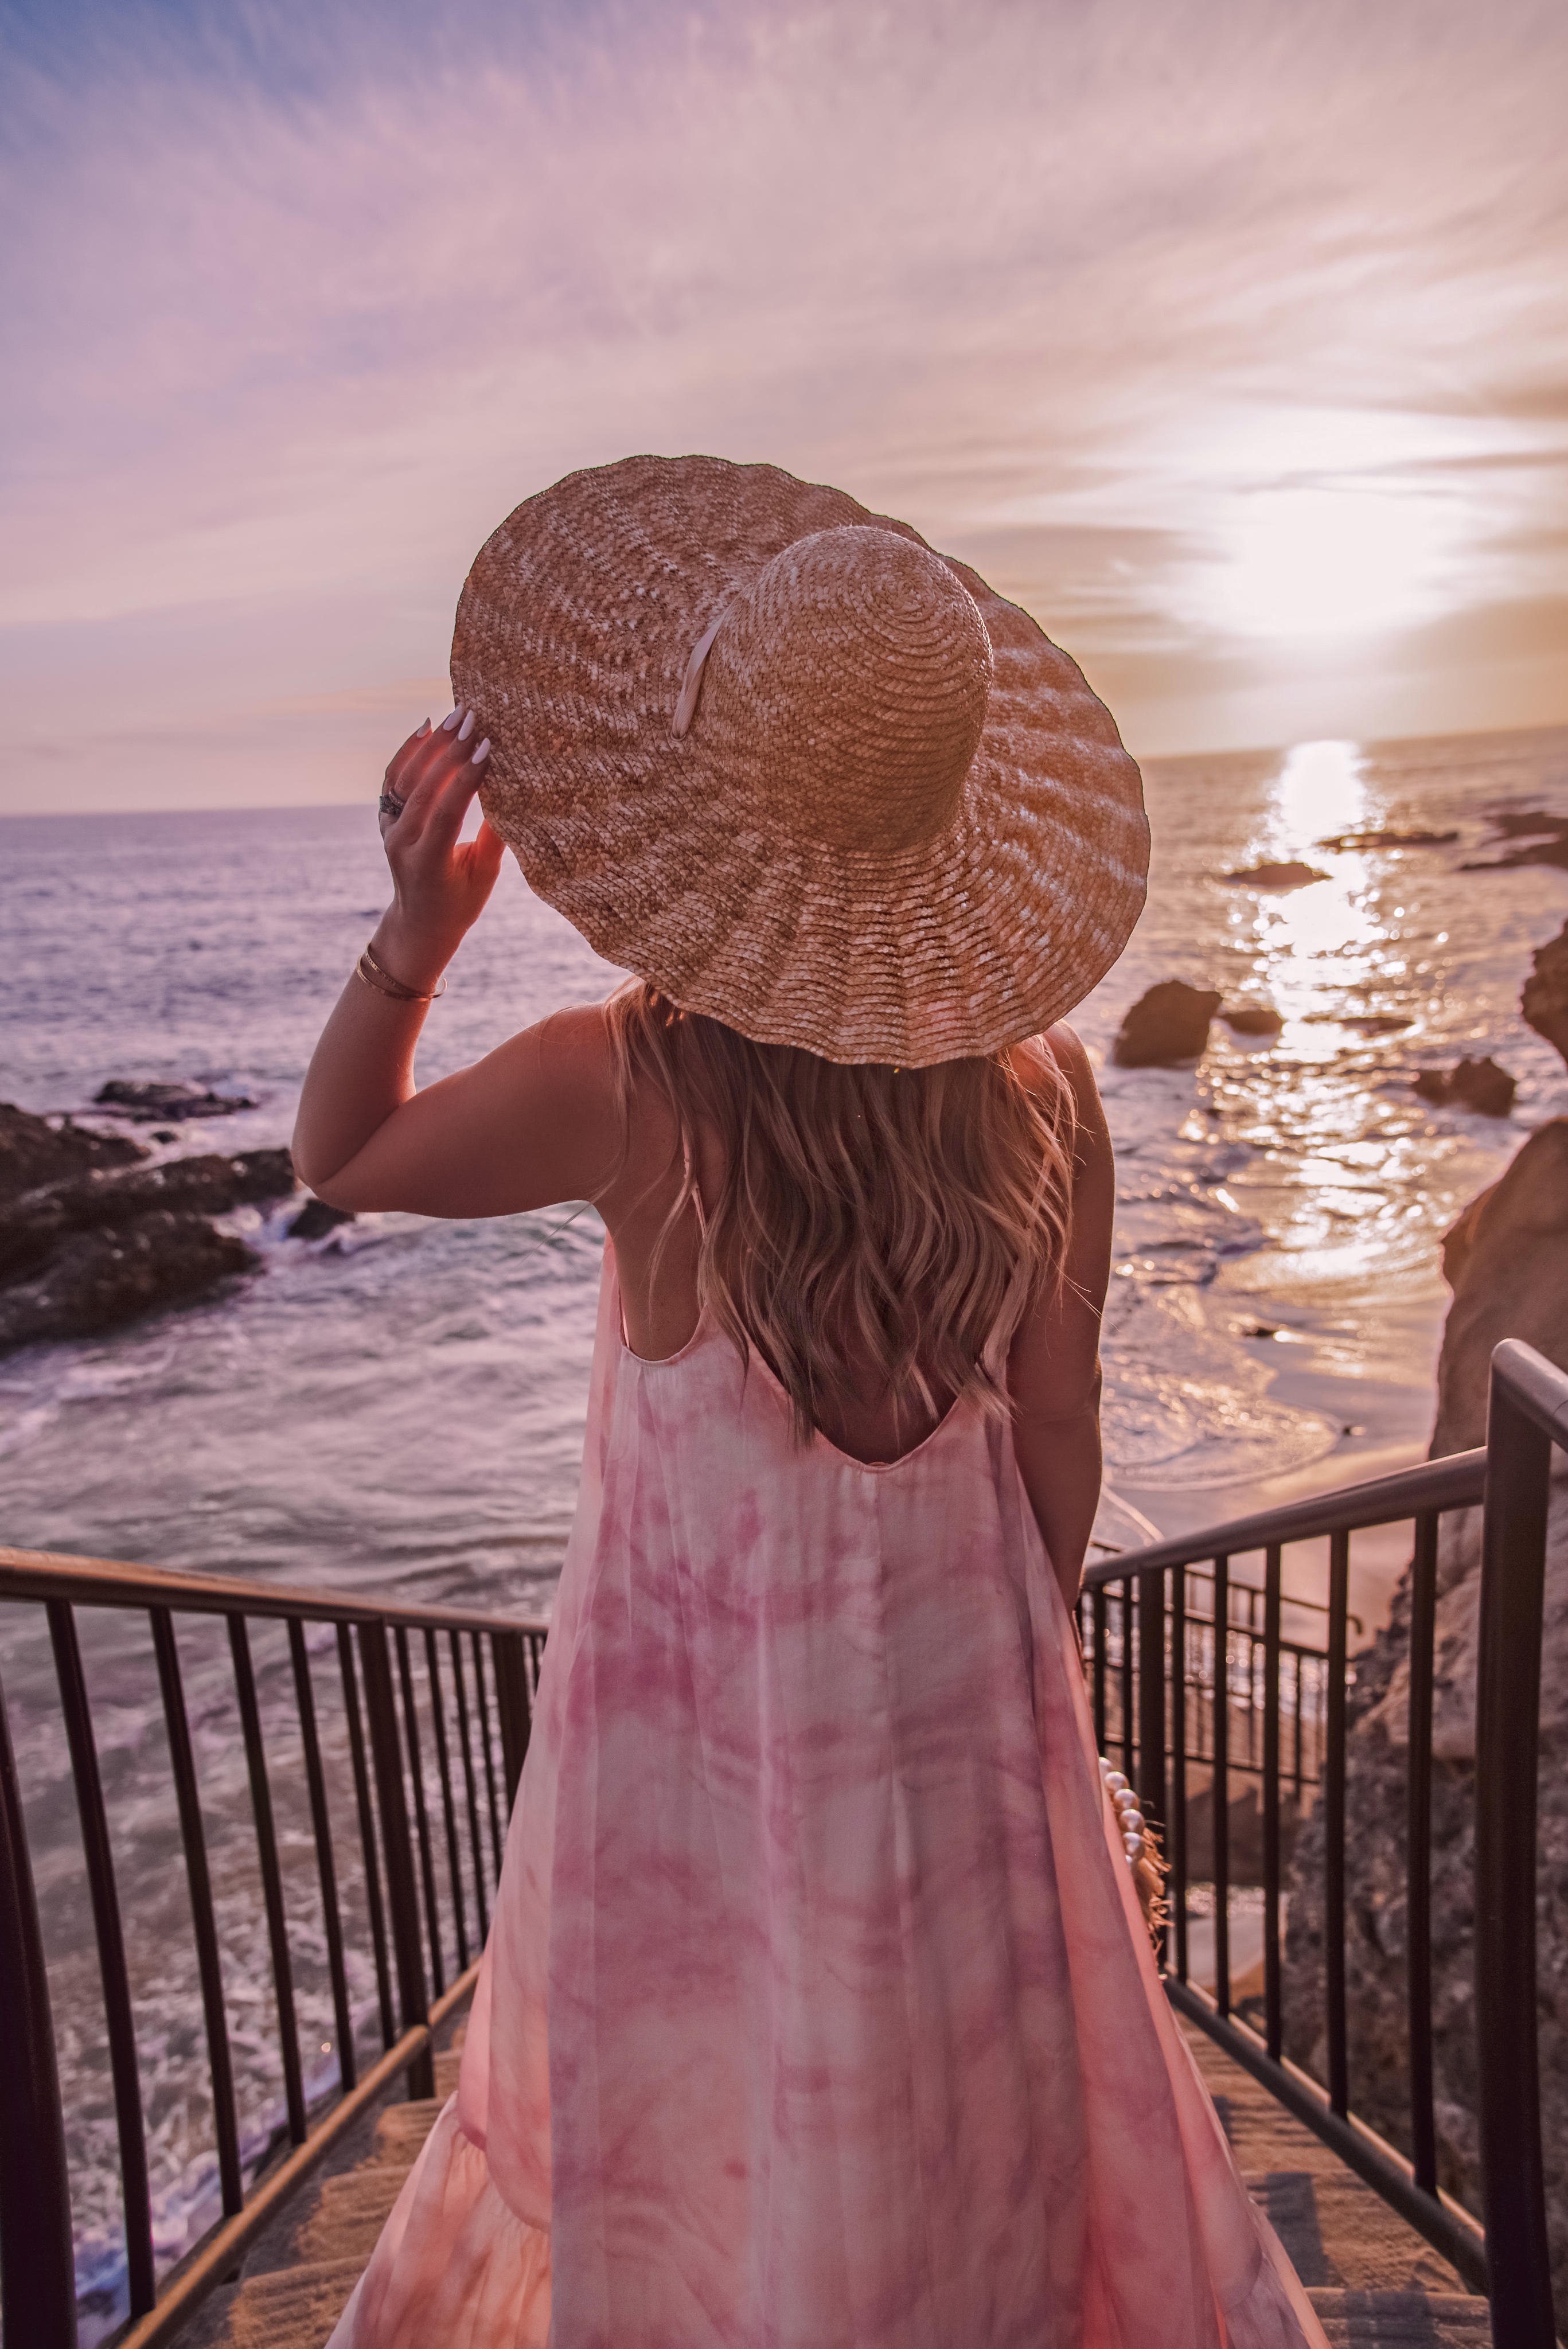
[671, 606, 730, 738]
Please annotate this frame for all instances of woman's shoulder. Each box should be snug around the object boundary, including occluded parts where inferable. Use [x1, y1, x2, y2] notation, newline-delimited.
[1011, 1022, 1102, 1114]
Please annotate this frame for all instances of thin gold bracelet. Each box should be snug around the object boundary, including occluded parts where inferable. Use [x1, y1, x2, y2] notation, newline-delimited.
[354, 941, 447, 1003]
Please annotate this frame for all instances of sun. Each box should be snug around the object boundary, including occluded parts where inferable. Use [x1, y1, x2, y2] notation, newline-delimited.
[1205, 483, 1457, 640]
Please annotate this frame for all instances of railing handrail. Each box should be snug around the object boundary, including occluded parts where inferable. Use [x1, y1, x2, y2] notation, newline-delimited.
[1082, 1446, 1486, 1586]
[0, 1543, 551, 1638]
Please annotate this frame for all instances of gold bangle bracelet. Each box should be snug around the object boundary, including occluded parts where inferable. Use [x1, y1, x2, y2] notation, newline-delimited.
[354, 941, 447, 1002]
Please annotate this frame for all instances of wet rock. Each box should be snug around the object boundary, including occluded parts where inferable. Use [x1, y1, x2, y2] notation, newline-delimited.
[1522, 918, 1568, 1068]
[0, 1149, 297, 1282]
[1222, 861, 1329, 889]
[0, 1102, 145, 1204]
[1218, 1006, 1284, 1039]
[288, 1199, 355, 1242]
[1111, 981, 1223, 1068]
[1284, 1117, 1568, 2309]
[1316, 828, 1458, 850]
[0, 1212, 259, 1351]
[1411, 1056, 1517, 1117]
[1332, 1014, 1413, 1036]
[0, 1147, 295, 1304]
[1460, 810, 1568, 873]
[93, 1078, 258, 1121]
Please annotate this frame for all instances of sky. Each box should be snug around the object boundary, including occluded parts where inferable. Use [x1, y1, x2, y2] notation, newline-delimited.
[2, 0, 1566, 814]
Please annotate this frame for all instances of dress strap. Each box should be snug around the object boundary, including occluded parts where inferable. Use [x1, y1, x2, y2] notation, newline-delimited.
[682, 1138, 708, 1235]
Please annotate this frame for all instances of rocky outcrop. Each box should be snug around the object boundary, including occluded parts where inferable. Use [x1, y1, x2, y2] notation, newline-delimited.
[93, 1078, 258, 1121]
[1522, 919, 1568, 1066]
[0, 1150, 296, 1283]
[1411, 1057, 1518, 1118]
[1112, 981, 1223, 1067]
[0, 1114, 297, 1350]
[1223, 861, 1329, 889]
[1461, 811, 1568, 874]
[0, 1102, 145, 1202]
[1284, 1118, 1568, 2312]
[0, 1213, 260, 1349]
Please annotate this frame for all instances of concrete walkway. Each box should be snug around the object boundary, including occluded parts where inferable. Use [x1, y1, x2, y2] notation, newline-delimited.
[185, 2014, 1489, 2347]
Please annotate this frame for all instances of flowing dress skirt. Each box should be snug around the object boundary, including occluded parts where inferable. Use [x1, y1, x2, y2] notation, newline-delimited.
[329, 1250, 1327, 2348]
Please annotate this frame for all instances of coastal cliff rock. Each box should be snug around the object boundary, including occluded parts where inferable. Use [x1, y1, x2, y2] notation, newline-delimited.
[0, 1125, 297, 1349]
[1522, 918, 1568, 1064]
[1112, 981, 1223, 1067]
[0, 1102, 146, 1201]
[1411, 1056, 1518, 1117]
[1283, 1117, 1568, 2311]
[0, 1212, 260, 1349]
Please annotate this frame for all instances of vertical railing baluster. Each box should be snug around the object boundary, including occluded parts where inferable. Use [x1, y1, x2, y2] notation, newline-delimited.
[1118, 1580, 1136, 1776]
[1171, 1568, 1189, 1982]
[1405, 1512, 1438, 2196]
[1261, 1545, 1282, 2061]
[395, 1628, 444, 1999]
[0, 1660, 76, 2349]
[1091, 1584, 1108, 1751]
[425, 1630, 469, 1973]
[1136, 1569, 1167, 1967]
[1324, 1528, 1350, 2116]
[358, 1625, 434, 2101]
[492, 1630, 534, 1813]
[1212, 1555, 1230, 2017]
[151, 1607, 243, 2214]
[46, 1601, 156, 2316]
[288, 1620, 356, 2096]
[338, 1624, 396, 2051]
[229, 1618, 307, 2145]
[1475, 1353, 1555, 2346]
[472, 1632, 505, 1876]
[450, 1630, 490, 1940]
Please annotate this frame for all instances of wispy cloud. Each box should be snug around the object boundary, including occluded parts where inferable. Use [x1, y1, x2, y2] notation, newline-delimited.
[3, 0, 1566, 809]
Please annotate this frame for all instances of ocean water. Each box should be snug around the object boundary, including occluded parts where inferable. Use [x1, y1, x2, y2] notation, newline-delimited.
[3, 720, 1568, 2320]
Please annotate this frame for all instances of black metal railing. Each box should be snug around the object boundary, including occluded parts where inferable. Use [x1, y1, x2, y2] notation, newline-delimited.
[0, 1544, 547, 2349]
[1083, 1336, 1563, 2341]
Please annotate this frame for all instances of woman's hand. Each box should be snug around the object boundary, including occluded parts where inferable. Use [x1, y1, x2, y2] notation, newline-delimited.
[372, 708, 506, 991]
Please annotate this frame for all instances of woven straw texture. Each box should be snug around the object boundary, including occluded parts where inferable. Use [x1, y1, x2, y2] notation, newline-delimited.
[451, 454, 1148, 1066]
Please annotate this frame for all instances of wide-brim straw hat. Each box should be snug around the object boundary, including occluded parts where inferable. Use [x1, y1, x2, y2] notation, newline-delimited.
[451, 454, 1148, 1066]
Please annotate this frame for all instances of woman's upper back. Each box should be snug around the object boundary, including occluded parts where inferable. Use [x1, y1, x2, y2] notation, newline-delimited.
[305, 994, 1113, 1476]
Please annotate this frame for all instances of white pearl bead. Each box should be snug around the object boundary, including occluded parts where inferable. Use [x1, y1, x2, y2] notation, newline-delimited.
[1104, 1770, 1129, 1794]
[1120, 1810, 1144, 1835]
[1123, 1832, 1144, 1858]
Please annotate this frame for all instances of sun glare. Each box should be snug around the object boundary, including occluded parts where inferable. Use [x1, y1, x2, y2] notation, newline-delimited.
[1273, 738, 1367, 845]
[1208, 485, 1455, 639]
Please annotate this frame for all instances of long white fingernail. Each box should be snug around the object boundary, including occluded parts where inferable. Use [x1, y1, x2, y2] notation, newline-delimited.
[471, 738, 490, 764]
[458, 711, 475, 742]
[417, 718, 432, 737]
[442, 707, 463, 732]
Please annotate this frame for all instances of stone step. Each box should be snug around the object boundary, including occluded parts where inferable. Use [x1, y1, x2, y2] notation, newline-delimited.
[190, 2254, 366, 2349]
[1305, 2289, 1493, 2343]
[369, 2092, 448, 2169]
[293, 2165, 414, 2267]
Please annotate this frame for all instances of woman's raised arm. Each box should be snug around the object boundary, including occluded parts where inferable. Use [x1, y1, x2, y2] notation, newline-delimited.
[292, 716, 619, 1217]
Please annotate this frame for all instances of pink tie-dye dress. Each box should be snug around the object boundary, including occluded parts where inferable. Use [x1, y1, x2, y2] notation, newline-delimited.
[329, 1244, 1327, 2349]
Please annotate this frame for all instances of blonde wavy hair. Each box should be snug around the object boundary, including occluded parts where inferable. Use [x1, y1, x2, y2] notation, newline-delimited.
[606, 983, 1078, 1443]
